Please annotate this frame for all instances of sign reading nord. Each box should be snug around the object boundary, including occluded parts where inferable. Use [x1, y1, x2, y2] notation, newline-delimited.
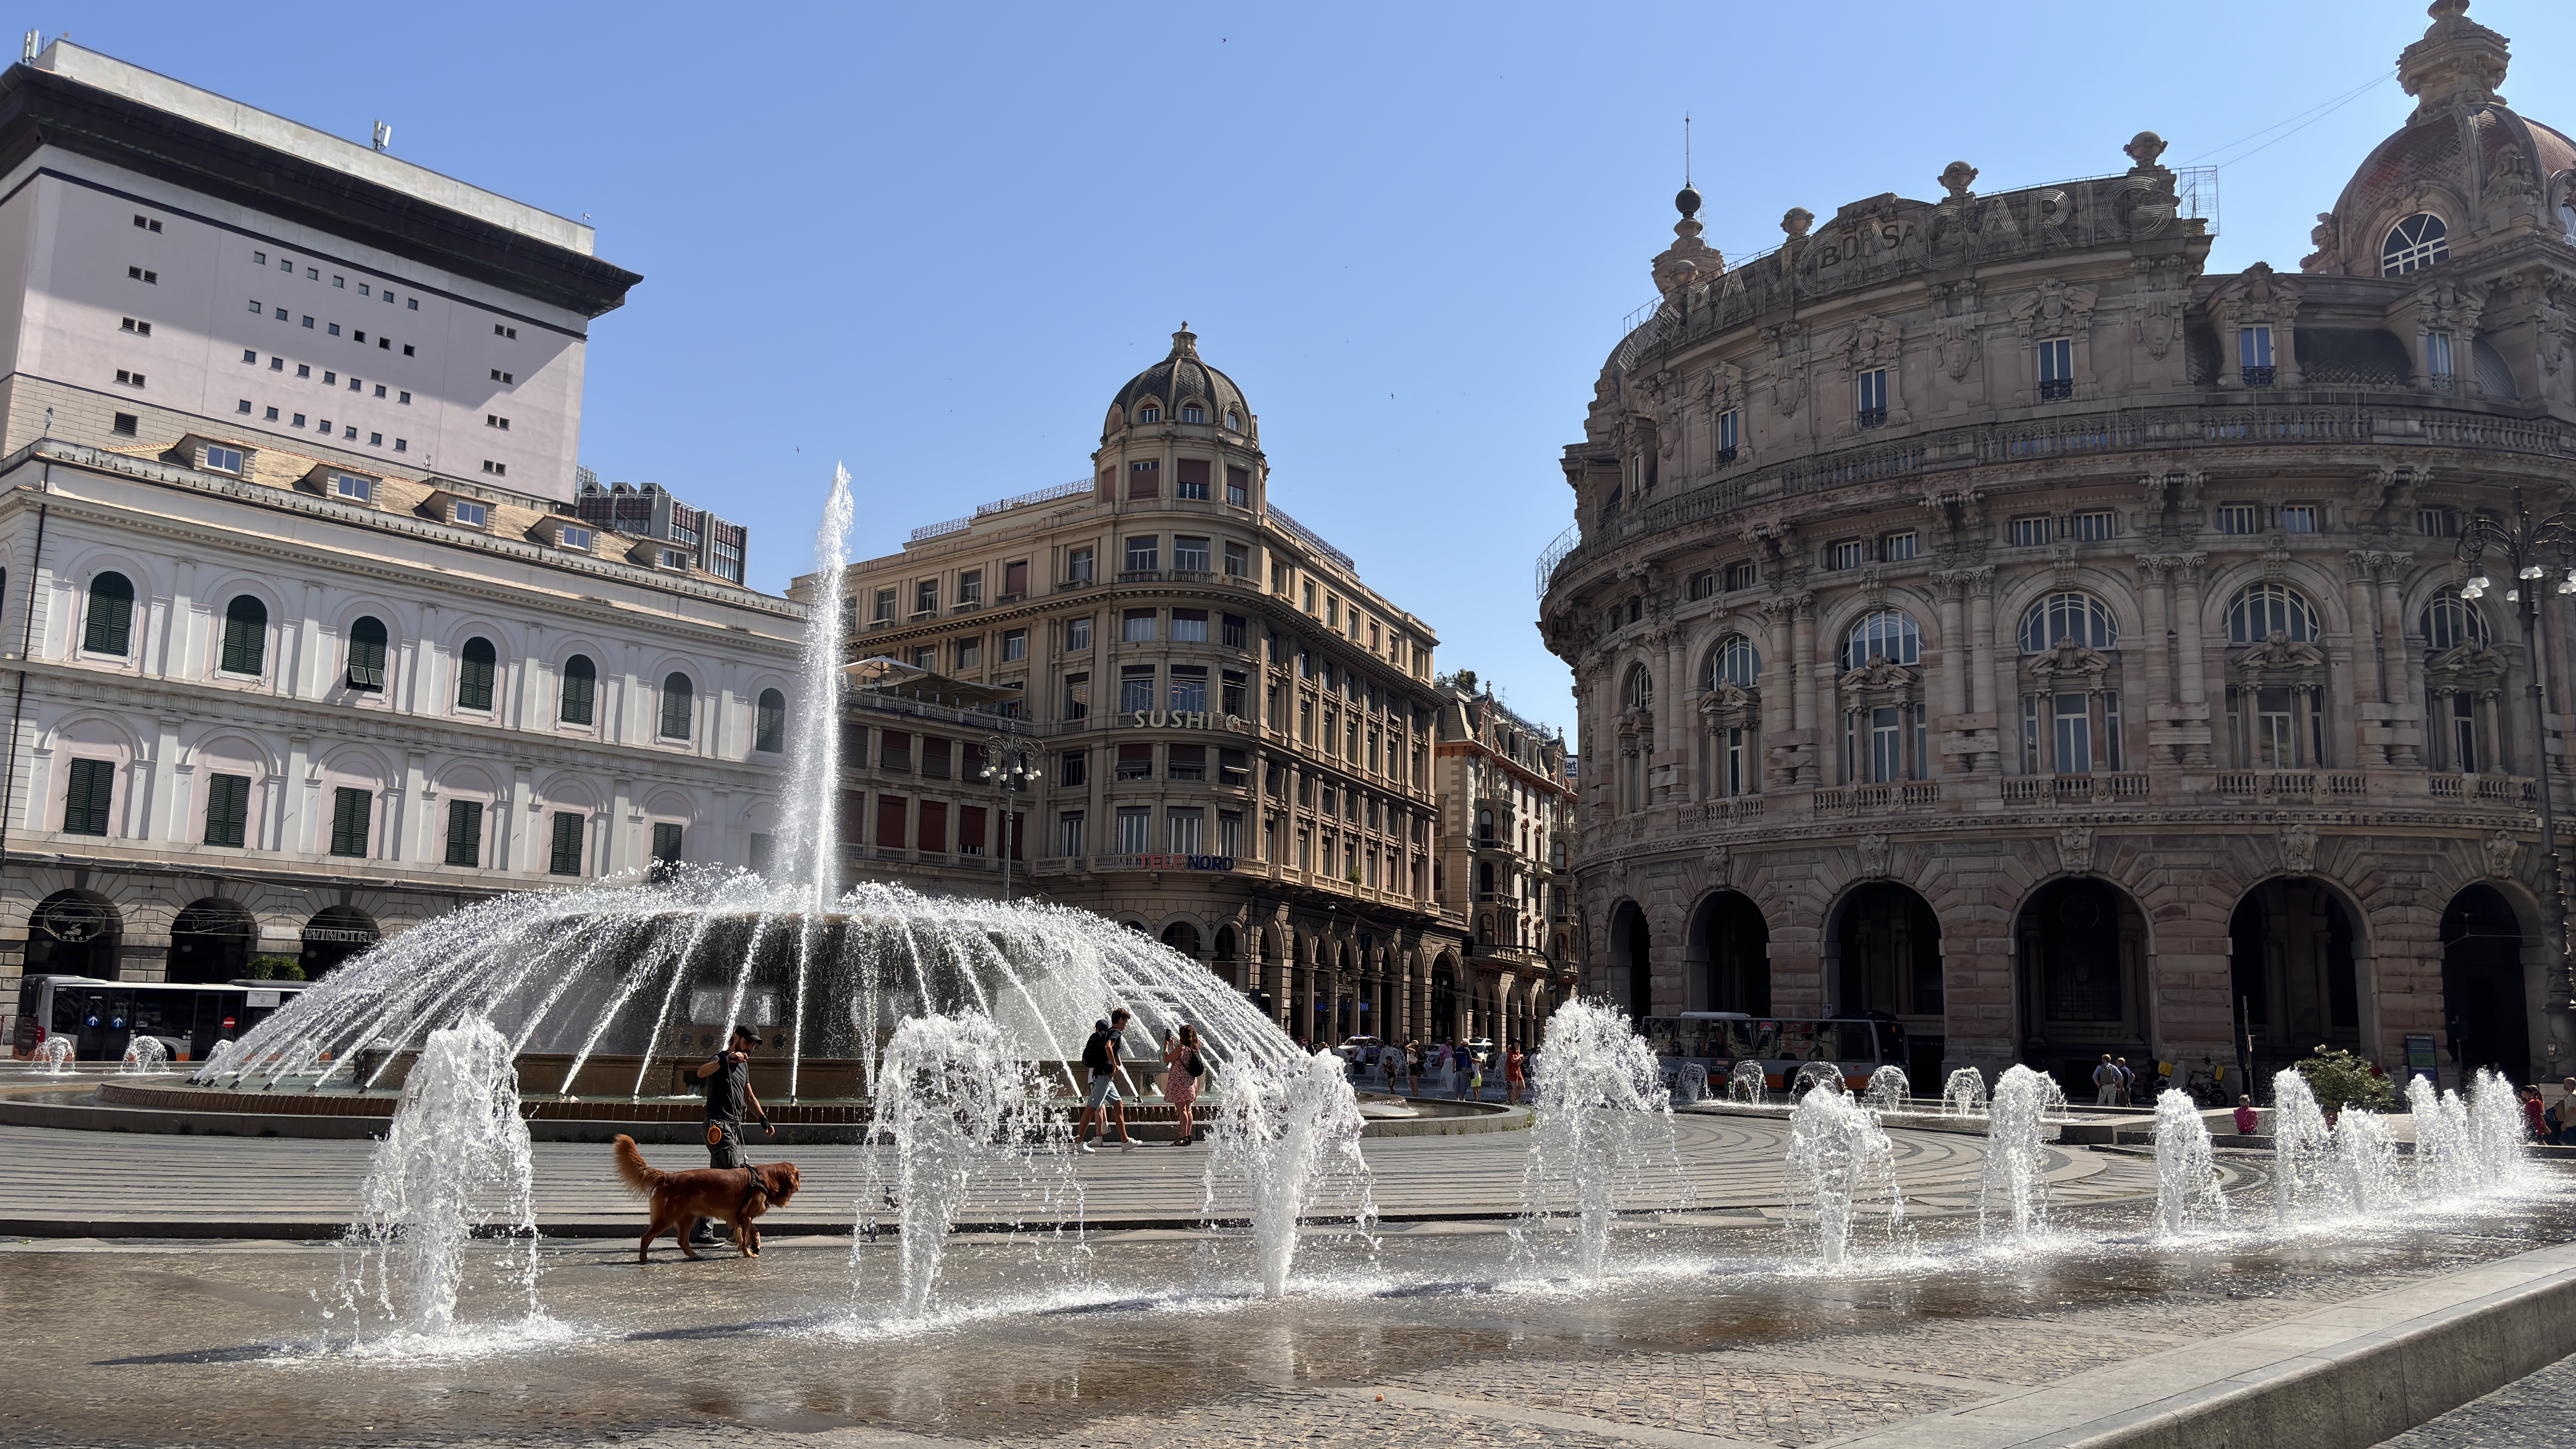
[1140, 853, 1235, 872]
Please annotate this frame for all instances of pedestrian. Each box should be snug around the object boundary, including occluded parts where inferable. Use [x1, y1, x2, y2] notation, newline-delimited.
[1434, 1039, 1453, 1094]
[2520, 1085, 2549, 1143]
[2092, 1054, 2121, 1107]
[1403, 1039, 1421, 1096]
[1075, 1009, 1139, 1153]
[2114, 1056, 2135, 1108]
[691, 1024, 775, 1246]
[1163, 1024, 1205, 1146]
[1504, 1043, 1526, 1106]
[2233, 1093, 2259, 1137]
[1465, 1050, 1485, 1103]
[2558, 1078, 2576, 1146]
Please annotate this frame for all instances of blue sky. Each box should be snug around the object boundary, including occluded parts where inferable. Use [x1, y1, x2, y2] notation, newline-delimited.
[42, 1, 2576, 729]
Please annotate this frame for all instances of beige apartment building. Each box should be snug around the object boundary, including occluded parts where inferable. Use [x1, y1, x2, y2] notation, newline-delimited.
[1541, 1, 2576, 1094]
[825, 328, 1476, 1046]
[1430, 676, 1578, 1048]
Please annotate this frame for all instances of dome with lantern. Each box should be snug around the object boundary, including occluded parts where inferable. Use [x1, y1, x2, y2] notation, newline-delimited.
[1104, 326, 1253, 441]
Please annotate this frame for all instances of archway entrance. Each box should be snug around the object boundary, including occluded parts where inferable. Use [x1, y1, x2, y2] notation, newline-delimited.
[2439, 884, 2532, 1084]
[1833, 883, 1941, 1017]
[24, 890, 121, 979]
[1160, 920, 1201, 958]
[299, 906, 379, 978]
[2015, 877, 2150, 1099]
[1610, 900, 1652, 1022]
[166, 898, 258, 984]
[2228, 878, 2359, 1081]
[1431, 957, 1459, 1043]
[1689, 891, 1770, 1014]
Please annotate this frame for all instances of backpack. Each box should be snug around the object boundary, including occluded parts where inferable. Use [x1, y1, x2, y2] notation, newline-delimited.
[1186, 1048, 1205, 1080]
[1081, 1030, 1113, 1074]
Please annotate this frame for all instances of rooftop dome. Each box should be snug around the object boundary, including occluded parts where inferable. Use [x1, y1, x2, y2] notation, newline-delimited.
[2305, 2, 2576, 277]
[1106, 326, 1251, 440]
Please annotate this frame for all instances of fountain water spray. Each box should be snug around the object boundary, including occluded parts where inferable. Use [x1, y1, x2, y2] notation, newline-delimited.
[1728, 1059, 1768, 1105]
[1863, 1064, 1912, 1115]
[1784, 1078, 1902, 1268]
[119, 1035, 168, 1074]
[860, 1009, 1072, 1317]
[2465, 1068, 2533, 1192]
[2270, 1069, 2334, 1225]
[1792, 1061, 1844, 1097]
[34, 1036, 74, 1073]
[2150, 1089, 2225, 1235]
[1517, 999, 1677, 1278]
[330, 1018, 541, 1342]
[2330, 1109, 2400, 1217]
[2406, 1074, 2473, 1198]
[1979, 1065, 2057, 1239]
[1941, 1067, 1987, 1117]
[1206, 1048, 1375, 1298]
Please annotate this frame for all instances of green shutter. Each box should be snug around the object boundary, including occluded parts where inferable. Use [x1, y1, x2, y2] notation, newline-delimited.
[445, 799, 483, 866]
[549, 811, 585, 876]
[651, 821, 683, 863]
[457, 638, 496, 710]
[559, 657, 596, 724]
[219, 597, 267, 675]
[203, 773, 250, 847]
[61, 758, 114, 835]
[83, 576, 134, 655]
[329, 787, 371, 857]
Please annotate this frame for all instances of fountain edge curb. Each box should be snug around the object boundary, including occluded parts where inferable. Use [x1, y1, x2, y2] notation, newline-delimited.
[1829, 1238, 2576, 1449]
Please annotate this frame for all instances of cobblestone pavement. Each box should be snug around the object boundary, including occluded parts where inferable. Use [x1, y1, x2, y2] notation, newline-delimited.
[2372, 1350, 2576, 1448]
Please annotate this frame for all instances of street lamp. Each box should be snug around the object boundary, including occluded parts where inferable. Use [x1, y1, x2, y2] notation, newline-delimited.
[976, 734, 1036, 903]
[2457, 488, 2576, 1025]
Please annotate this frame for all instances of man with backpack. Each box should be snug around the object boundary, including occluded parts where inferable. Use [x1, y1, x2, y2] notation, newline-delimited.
[1076, 1008, 1139, 1153]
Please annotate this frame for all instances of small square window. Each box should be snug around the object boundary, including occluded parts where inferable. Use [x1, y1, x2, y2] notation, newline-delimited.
[274, 307, 288, 320]
[374, 384, 386, 397]
[453, 500, 489, 526]
[114, 369, 144, 387]
[241, 349, 256, 364]
[112, 412, 138, 436]
[402, 344, 414, 356]
[353, 330, 366, 343]
[494, 324, 516, 339]
[2008, 516, 2050, 547]
[235, 399, 251, 414]
[317, 418, 331, 433]
[332, 275, 345, 288]
[296, 364, 310, 378]
[358, 284, 370, 297]
[264, 406, 279, 420]
[481, 460, 507, 477]
[269, 356, 283, 371]
[247, 298, 261, 313]
[398, 391, 411, 404]
[327, 323, 341, 336]
[2279, 504, 2319, 533]
[279, 259, 292, 272]
[301, 316, 315, 328]
[347, 377, 360, 392]
[323, 371, 336, 385]
[2069, 510, 2116, 541]
[369, 431, 383, 446]
[407, 299, 418, 310]
[342, 424, 356, 439]
[379, 338, 390, 350]
[2216, 503, 2259, 534]
[306, 267, 318, 280]
[252, 251, 266, 264]
[394, 439, 408, 452]
[292, 413, 306, 427]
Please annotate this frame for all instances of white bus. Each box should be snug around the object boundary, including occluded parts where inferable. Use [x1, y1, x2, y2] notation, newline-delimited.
[1638, 1011, 1906, 1095]
[11, 975, 307, 1063]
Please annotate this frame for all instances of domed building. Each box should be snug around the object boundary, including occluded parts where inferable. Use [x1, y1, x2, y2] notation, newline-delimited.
[1539, 0, 2576, 1095]
[828, 328, 1537, 1048]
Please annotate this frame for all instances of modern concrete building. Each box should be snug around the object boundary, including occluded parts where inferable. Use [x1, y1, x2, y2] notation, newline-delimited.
[1539, 1, 2576, 1093]
[576, 474, 750, 586]
[821, 327, 1477, 1046]
[1430, 675, 1577, 1048]
[0, 41, 797, 1041]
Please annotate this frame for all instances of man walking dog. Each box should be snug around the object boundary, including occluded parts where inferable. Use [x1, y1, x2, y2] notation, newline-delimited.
[691, 1024, 774, 1245]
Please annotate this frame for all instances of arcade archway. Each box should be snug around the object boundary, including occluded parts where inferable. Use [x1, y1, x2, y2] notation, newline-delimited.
[2228, 878, 2360, 1080]
[1609, 900, 1652, 1022]
[1688, 891, 1770, 1014]
[2439, 884, 2532, 1083]
[24, 890, 121, 979]
[166, 898, 258, 984]
[2015, 877, 2150, 1097]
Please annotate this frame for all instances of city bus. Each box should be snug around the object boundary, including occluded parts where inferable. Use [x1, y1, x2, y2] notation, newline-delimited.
[1637, 1012, 1906, 1096]
[10, 975, 308, 1063]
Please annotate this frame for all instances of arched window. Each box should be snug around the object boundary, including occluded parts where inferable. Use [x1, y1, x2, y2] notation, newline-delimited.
[2227, 583, 2319, 644]
[218, 594, 268, 675]
[1138, 404, 1161, 424]
[1224, 410, 1241, 430]
[2382, 213, 2449, 276]
[456, 636, 497, 711]
[1476, 807, 1494, 845]
[559, 654, 597, 725]
[83, 572, 134, 655]
[345, 616, 389, 691]
[754, 687, 787, 753]
[1623, 666, 1653, 711]
[1477, 861, 1495, 898]
[2019, 592, 2117, 652]
[658, 671, 695, 740]
[1702, 633, 1761, 690]
[1841, 609, 1921, 669]
[1181, 403, 1206, 424]
[2422, 590, 2490, 651]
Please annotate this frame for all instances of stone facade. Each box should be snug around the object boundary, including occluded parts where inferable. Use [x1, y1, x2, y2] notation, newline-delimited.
[1540, 2, 2576, 1093]
[824, 328, 1471, 1046]
[1430, 678, 1577, 1048]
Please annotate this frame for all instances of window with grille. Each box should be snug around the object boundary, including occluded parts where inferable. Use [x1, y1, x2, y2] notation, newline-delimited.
[2239, 326, 2275, 386]
[1715, 408, 1740, 463]
[329, 786, 371, 857]
[203, 772, 250, 847]
[548, 811, 585, 875]
[2381, 213, 2449, 276]
[2068, 510, 2115, 542]
[2009, 516, 2051, 547]
[2020, 592, 2118, 652]
[2037, 337, 2074, 400]
[2426, 329, 2455, 384]
[62, 758, 115, 836]
[446, 799, 483, 866]
[219, 595, 267, 674]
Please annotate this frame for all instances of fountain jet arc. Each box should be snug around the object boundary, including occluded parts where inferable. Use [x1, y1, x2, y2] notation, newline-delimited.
[1517, 999, 1678, 1278]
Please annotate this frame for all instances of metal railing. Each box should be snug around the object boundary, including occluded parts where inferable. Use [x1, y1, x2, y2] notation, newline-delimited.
[1267, 506, 1355, 571]
[908, 516, 971, 543]
[975, 478, 1092, 518]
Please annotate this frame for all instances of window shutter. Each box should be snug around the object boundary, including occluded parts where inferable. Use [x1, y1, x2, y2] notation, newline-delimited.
[1128, 460, 1160, 500]
[446, 799, 483, 866]
[203, 773, 250, 847]
[919, 800, 949, 854]
[62, 758, 114, 835]
[875, 794, 908, 849]
[549, 811, 585, 875]
[961, 804, 987, 852]
[1004, 561, 1028, 596]
[329, 786, 371, 857]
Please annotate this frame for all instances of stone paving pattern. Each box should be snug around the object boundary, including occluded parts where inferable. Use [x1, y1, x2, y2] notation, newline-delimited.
[2373, 1351, 2576, 1449]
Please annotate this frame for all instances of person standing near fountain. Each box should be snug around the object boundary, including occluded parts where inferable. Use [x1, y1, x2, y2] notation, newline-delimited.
[1075, 1009, 1139, 1153]
[2092, 1055, 2121, 1107]
[1163, 1025, 1204, 1146]
[692, 1026, 775, 1245]
[1504, 1044, 1526, 1106]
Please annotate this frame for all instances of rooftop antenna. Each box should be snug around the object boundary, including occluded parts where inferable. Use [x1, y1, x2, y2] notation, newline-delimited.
[1683, 112, 1691, 187]
[21, 30, 37, 63]
[371, 120, 392, 153]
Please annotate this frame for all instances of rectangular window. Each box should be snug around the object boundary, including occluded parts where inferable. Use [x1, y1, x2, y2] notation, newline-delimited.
[1225, 465, 1250, 507]
[1170, 608, 1209, 642]
[914, 580, 938, 615]
[452, 500, 489, 527]
[954, 637, 981, 670]
[1176, 458, 1211, 500]
[1829, 539, 1866, 570]
[1855, 368, 1888, 427]
[1120, 664, 1156, 713]
[119, 317, 151, 336]
[873, 589, 897, 622]
[2279, 504, 2319, 533]
[1117, 742, 1155, 782]
[1124, 536, 1159, 573]
[922, 736, 952, 780]
[1127, 459, 1161, 499]
[1059, 748, 1089, 788]
[2069, 510, 2116, 542]
[2052, 693, 2091, 773]
[1716, 408, 1740, 460]
[329, 786, 372, 858]
[918, 801, 948, 854]
[2240, 325, 2275, 385]
[1058, 810, 1086, 857]
[1218, 744, 1248, 785]
[649, 821, 682, 865]
[114, 369, 145, 387]
[1167, 806, 1205, 853]
[2009, 515, 2050, 547]
[1068, 547, 1095, 584]
[2217, 503, 2259, 534]
[1880, 531, 1918, 562]
[1116, 806, 1152, 855]
[1003, 560, 1029, 596]
[1218, 809, 1243, 857]
[2418, 508, 2455, 538]
[2427, 329, 2455, 383]
[1171, 665, 1208, 712]
[1169, 743, 1207, 782]
[1724, 560, 1759, 591]
[876, 795, 909, 850]
[445, 799, 484, 866]
[959, 570, 982, 604]
[61, 758, 115, 836]
[1063, 672, 1090, 719]
[1174, 535, 1211, 572]
[880, 728, 913, 771]
[2037, 337, 2074, 400]
[1221, 669, 1247, 717]
[202, 772, 251, 848]
[1123, 608, 1157, 642]
[1002, 628, 1027, 662]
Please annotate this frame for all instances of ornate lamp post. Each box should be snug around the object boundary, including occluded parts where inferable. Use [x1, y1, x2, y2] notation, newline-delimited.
[976, 734, 1036, 903]
[2456, 488, 2576, 1033]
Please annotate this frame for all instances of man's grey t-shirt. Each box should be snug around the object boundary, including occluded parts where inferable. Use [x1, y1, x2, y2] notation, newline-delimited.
[704, 1054, 749, 1122]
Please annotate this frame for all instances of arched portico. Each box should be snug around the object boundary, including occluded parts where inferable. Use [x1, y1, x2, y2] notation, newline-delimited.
[2439, 883, 2534, 1083]
[2015, 877, 2150, 1099]
[2229, 877, 2361, 1081]
[1687, 890, 1770, 1014]
[1608, 899, 1652, 1022]
[166, 897, 258, 984]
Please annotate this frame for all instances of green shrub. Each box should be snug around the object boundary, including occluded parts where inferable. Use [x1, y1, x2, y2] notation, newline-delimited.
[246, 954, 305, 982]
[2296, 1046, 2394, 1114]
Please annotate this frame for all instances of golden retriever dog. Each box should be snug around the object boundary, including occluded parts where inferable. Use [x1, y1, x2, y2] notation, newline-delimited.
[613, 1133, 801, 1261]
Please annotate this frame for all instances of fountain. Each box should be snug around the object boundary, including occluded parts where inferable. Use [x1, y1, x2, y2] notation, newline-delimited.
[862, 1009, 1071, 1318]
[2407, 1074, 2474, 1198]
[1728, 1059, 1768, 1105]
[1784, 1078, 1902, 1268]
[1791, 1061, 1845, 1098]
[1517, 999, 1676, 1278]
[1207, 1048, 1376, 1298]
[2150, 1089, 2225, 1235]
[119, 1035, 168, 1074]
[1863, 1064, 1911, 1116]
[2270, 1069, 2334, 1225]
[1940, 1066, 1987, 1117]
[34, 1036, 74, 1073]
[1979, 1065, 2056, 1239]
[2465, 1068, 2533, 1192]
[329, 1017, 541, 1342]
[2330, 1109, 2400, 1218]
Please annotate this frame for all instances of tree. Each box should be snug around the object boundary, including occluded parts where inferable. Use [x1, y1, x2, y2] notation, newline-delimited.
[2295, 1046, 2394, 1114]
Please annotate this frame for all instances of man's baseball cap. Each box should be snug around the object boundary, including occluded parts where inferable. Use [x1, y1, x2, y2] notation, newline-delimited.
[731, 1025, 763, 1045]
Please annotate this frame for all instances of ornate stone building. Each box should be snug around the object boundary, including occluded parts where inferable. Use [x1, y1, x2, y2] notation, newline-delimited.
[826, 328, 1472, 1046]
[1430, 677, 1577, 1048]
[1540, 1, 2576, 1092]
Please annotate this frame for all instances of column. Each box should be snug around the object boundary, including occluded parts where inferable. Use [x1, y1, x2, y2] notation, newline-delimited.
[2137, 558, 2173, 763]
[1660, 626, 1689, 803]
[407, 603, 439, 716]
[285, 733, 313, 853]
[2174, 555, 2211, 766]
[2378, 561, 2419, 766]
[145, 715, 180, 840]
[157, 560, 194, 679]
[1935, 572, 1967, 754]
[1791, 598, 1820, 786]
[1966, 568, 1999, 772]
